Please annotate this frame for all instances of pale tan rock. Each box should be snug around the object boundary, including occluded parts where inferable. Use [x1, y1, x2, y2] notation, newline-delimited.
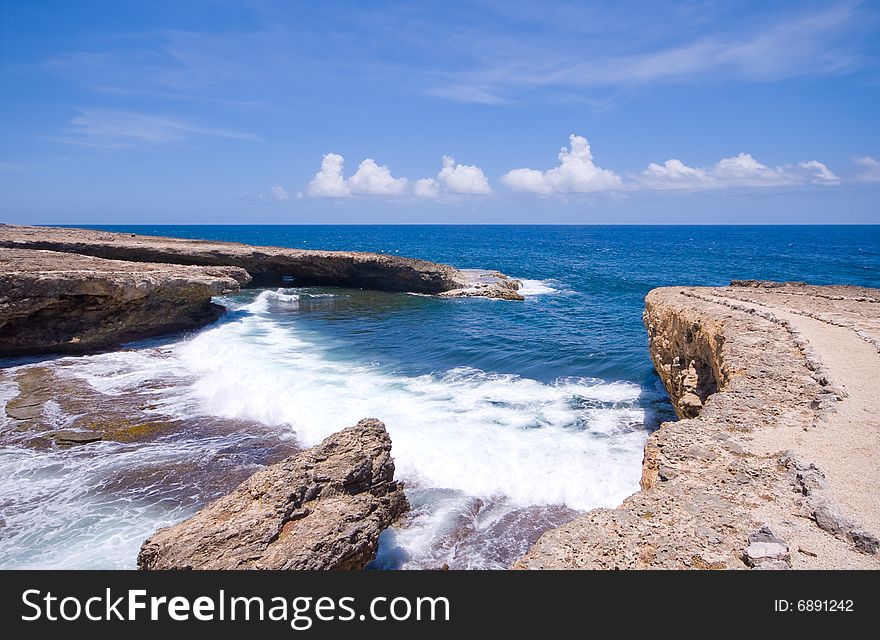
[516, 283, 880, 570]
[0, 224, 521, 299]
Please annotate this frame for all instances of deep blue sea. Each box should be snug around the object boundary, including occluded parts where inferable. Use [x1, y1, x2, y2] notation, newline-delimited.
[1, 225, 878, 569]
[79, 224, 880, 385]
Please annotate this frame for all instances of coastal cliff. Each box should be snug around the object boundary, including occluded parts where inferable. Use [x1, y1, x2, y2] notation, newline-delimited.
[0, 247, 247, 356]
[0, 224, 523, 299]
[0, 225, 523, 358]
[138, 419, 408, 570]
[516, 282, 880, 570]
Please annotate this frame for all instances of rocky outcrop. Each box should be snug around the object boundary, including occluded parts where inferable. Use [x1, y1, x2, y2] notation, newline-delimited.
[516, 284, 880, 570]
[438, 269, 524, 301]
[0, 248, 247, 356]
[643, 295, 726, 418]
[0, 224, 523, 299]
[137, 419, 408, 570]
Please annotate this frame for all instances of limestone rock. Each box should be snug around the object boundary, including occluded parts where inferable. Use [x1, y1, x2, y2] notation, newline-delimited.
[0, 248, 247, 356]
[743, 527, 790, 569]
[0, 224, 521, 300]
[137, 419, 408, 570]
[517, 283, 880, 570]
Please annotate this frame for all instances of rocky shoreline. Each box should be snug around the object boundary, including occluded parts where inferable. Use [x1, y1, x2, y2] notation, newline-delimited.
[0, 224, 523, 298]
[4, 227, 878, 572]
[0, 247, 249, 355]
[0, 225, 523, 357]
[138, 419, 407, 570]
[516, 282, 880, 569]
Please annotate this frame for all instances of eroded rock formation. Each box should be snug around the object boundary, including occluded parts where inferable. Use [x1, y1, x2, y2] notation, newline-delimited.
[0, 247, 247, 356]
[137, 418, 408, 570]
[0, 224, 523, 299]
[516, 283, 880, 570]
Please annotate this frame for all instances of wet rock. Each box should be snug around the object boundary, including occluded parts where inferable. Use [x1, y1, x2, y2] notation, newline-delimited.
[5, 398, 44, 421]
[138, 419, 408, 570]
[53, 430, 103, 445]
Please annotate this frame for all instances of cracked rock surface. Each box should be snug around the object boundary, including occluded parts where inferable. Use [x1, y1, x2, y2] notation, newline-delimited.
[516, 283, 880, 570]
[0, 247, 247, 356]
[137, 419, 408, 570]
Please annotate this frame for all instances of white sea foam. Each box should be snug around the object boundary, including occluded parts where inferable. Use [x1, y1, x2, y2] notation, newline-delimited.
[517, 279, 559, 296]
[0, 438, 235, 568]
[60, 300, 650, 510]
[163, 311, 646, 510]
[0, 288, 654, 568]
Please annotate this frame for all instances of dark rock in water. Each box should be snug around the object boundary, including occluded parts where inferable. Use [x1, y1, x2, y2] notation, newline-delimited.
[4, 397, 44, 421]
[0, 247, 247, 356]
[53, 430, 103, 445]
[137, 418, 408, 570]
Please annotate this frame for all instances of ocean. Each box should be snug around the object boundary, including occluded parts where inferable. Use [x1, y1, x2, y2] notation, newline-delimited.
[1, 225, 878, 569]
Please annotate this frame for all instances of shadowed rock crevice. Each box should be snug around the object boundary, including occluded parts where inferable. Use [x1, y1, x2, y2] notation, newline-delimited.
[645, 301, 725, 418]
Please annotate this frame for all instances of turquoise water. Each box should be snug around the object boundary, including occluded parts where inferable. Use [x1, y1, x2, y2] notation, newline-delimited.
[1, 225, 878, 569]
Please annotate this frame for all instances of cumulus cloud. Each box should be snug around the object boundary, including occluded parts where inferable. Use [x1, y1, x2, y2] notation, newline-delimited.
[413, 177, 440, 199]
[798, 160, 839, 184]
[307, 152, 349, 197]
[348, 158, 408, 195]
[854, 156, 880, 182]
[437, 155, 492, 195]
[500, 135, 622, 194]
[306, 152, 489, 198]
[639, 153, 838, 190]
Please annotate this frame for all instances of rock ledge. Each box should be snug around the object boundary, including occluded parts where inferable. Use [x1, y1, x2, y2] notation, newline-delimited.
[516, 283, 880, 570]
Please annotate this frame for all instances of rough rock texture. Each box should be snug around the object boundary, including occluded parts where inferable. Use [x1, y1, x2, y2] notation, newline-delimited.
[0, 224, 522, 299]
[439, 269, 524, 301]
[0, 248, 247, 356]
[137, 419, 408, 570]
[516, 283, 880, 570]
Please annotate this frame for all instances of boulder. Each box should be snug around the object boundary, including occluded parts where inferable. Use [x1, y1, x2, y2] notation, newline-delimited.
[0, 247, 247, 356]
[137, 419, 408, 570]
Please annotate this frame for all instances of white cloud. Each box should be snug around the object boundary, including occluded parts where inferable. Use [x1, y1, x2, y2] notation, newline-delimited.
[798, 160, 839, 184]
[501, 134, 622, 194]
[51, 108, 260, 149]
[348, 158, 408, 195]
[413, 177, 440, 199]
[432, 4, 860, 103]
[500, 168, 553, 195]
[268, 185, 290, 201]
[306, 152, 491, 198]
[639, 153, 839, 190]
[712, 153, 792, 187]
[438, 155, 492, 195]
[307, 153, 349, 197]
[854, 156, 880, 182]
[641, 158, 711, 189]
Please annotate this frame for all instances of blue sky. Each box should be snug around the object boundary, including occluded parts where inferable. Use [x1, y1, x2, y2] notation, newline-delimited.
[1, 0, 879, 224]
